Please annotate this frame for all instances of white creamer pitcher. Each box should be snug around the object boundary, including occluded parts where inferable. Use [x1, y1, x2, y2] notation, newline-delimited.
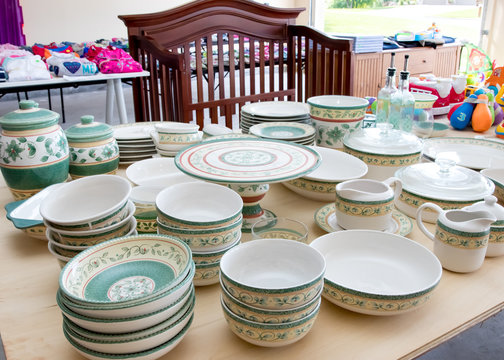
[417, 203, 496, 273]
[335, 177, 402, 230]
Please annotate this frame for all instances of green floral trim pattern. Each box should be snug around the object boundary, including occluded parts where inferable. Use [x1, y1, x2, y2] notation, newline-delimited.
[286, 178, 334, 194]
[435, 222, 489, 250]
[323, 284, 432, 314]
[252, 229, 307, 243]
[335, 195, 394, 217]
[136, 219, 158, 234]
[0, 129, 69, 166]
[107, 276, 155, 301]
[315, 122, 362, 148]
[64, 240, 190, 299]
[10, 188, 42, 201]
[494, 187, 504, 204]
[310, 107, 366, 120]
[69, 142, 119, 165]
[343, 147, 421, 167]
[159, 133, 200, 144]
[23, 225, 46, 239]
[194, 265, 219, 281]
[398, 189, 476, 211]
[490, 226, 504, 244]
[158, 225, 241, 249]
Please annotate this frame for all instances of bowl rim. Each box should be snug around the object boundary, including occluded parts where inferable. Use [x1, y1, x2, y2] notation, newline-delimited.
[59, 234, 192, 306]
[40, 175, 131, 226]
[307, 95, 369, 109]
[220, 239, 326, 293]
[310, 229, 442, 299]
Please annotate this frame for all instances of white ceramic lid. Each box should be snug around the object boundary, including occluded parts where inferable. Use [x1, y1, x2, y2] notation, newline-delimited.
[343, 128, 423, 155]
[395, 159, 495, 201]
[463, 196, 504, 222]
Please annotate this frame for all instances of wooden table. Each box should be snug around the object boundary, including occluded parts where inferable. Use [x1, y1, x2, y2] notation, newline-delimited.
[1, 127, 503, 360]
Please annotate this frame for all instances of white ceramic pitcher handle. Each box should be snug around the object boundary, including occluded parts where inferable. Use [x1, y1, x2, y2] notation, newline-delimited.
[416, 203, 443, 241]
[383, 176, 402, 200]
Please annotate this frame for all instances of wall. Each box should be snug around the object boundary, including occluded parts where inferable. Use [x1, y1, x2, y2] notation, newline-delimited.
[481, 0, 504, 66]
[19, 0, 307, 45]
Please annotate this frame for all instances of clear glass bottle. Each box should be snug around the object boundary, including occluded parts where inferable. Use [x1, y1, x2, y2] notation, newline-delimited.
[398, 71, 415, 132]
[376, 53, 397, 132]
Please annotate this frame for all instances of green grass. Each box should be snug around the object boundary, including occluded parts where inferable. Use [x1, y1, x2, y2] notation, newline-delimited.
[438, 8, 479, 18]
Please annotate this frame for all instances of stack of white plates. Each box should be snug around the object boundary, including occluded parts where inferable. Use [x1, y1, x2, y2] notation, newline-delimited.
[240, 101, 311, 134]
[113, 123, 158, 164]
[249, 122, 316, 145]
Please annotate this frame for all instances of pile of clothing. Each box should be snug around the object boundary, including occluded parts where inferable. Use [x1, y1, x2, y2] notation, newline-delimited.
[0, 38, 143, 82]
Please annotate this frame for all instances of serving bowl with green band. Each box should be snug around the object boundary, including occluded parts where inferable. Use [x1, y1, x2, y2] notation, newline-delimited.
[59, 234, 192, 307]
[40, 174, 131, 231]
[221, 296, 321, 347]
[219, 239, 325, 311]
[310, 230, 442, 316]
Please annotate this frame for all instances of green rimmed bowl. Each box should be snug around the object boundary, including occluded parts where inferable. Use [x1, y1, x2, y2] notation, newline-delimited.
[59, 234, 192, 307]
[63, 311, 193, 360]
[221, 296, 320, 347]
[191, 236, 241, 265]
[220, 239, 325, 310]
[40, 174, 131, 231]
[156, 182, 243, 230]
[310, 230, 442, 316]
[194, 262, 221, 286]
[61, 262, 195, 319]
[157, 216, 242, 252]
[62, 290, 194, 354]
[221, 278, 321, 324]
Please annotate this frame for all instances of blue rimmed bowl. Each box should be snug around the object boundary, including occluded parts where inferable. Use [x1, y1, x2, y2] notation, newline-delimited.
[219, 239, 325, 310]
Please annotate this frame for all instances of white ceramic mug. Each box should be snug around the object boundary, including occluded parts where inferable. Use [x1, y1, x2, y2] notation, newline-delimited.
[417, 202, 496, 273]
[335, 177, 402, 231]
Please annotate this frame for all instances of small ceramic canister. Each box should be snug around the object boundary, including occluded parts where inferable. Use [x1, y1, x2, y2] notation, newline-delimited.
[65, 115, 119, 179]
[335, 177, 402, 231]
[0, 100, 69, 200]
[417, 203, 496, 273]
[463, 195, 504, 257]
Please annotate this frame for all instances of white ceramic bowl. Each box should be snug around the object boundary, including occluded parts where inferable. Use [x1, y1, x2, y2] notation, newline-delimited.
[194, 262, 221, 286]
[62, 291, 194, 353]
[154, 122, 199, 134]
[126, 157, 200, 187]
[59, 234, 192, 307]
[40, 175, 131, 230]
[220, 239, 326, 310]
[221, 296, 320, 347]
[156, 182, 243, 229]
[310, 230, 442, 316]
[283, 146, 368, 201]
[61, 262, 195, 319]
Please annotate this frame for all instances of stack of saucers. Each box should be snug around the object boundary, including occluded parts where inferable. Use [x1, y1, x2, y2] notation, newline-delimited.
[240, 101, 311, 134]
[219, 239, 326, 347]
[156, 182, 243, 286]
[113, 123, 157, 165]
[56, 234, 195, 359]
[39, 175, 136, 268]
[249, 121, 316, 145]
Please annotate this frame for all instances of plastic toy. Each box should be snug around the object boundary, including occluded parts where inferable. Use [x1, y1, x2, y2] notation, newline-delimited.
[495, 122, 504, 138]
[450, 94, 477, 130]
[472, 94, 493, 132]
[485, 66, 504, 96]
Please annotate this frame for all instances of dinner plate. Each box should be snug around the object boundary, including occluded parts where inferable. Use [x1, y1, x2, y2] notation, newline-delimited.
[422, 137, 504, 170]
[249, 122, 315, 141]
[241, 101, 310, 118]
[314, 203, 413, 236]
[119, 148, 157, 154]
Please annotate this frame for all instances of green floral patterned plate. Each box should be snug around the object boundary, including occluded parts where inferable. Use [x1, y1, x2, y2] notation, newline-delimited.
[314, 203, 413, 236]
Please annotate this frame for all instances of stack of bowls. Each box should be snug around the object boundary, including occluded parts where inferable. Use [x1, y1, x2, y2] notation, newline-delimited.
[151, 122, 203, 157]
[40, 175, 136, 267]
[156, 182, 243, 286]
[130, 185, 164, 234]
[219, 239, 326, 347]
[56, 234, 195, 359]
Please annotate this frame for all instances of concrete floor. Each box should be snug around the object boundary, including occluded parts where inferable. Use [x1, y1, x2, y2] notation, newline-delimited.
[0, 84, 503, 359]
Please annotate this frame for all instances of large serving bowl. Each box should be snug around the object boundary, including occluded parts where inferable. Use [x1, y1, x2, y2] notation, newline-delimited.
[126, 157, 199, 187]
[220, 239, 326, 310]
[46, 201, 136, 246]
[156, 182, 243, 229]
[343, 128, 423, 181]
[481, 168, 504, 204]
[283, 146, 368, 201]
[395, 160, 495, 223]
[221, 296, 320, 347]
[60, 262, 195, 319]
[221, 279, 321, 324]
[157, 215, 242, 252]
[59, 234, 192, 307]
[307, 95, 368, 149]
[40, 175, 131, 231]
[310, 230, 442, 316]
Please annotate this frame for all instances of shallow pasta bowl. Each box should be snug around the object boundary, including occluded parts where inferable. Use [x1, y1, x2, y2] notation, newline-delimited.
[220, 239, 325, 310]
[59, 234, 192, 307]
[310, 230, 442, 316]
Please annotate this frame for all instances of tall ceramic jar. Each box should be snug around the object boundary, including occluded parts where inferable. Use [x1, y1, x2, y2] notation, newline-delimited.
[0, 100, 69, 200]
[65, 115, 119, 179]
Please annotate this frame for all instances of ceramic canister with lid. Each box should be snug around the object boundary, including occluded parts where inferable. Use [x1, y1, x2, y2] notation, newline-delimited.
[0, 100, 69, 200]
[65, 115, 119, 179]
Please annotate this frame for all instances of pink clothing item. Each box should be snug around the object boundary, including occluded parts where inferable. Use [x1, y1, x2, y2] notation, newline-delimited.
[85, 46, 142, 74]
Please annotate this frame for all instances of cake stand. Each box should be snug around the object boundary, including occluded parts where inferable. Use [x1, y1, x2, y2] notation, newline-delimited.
[175, 138, 321, 231]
